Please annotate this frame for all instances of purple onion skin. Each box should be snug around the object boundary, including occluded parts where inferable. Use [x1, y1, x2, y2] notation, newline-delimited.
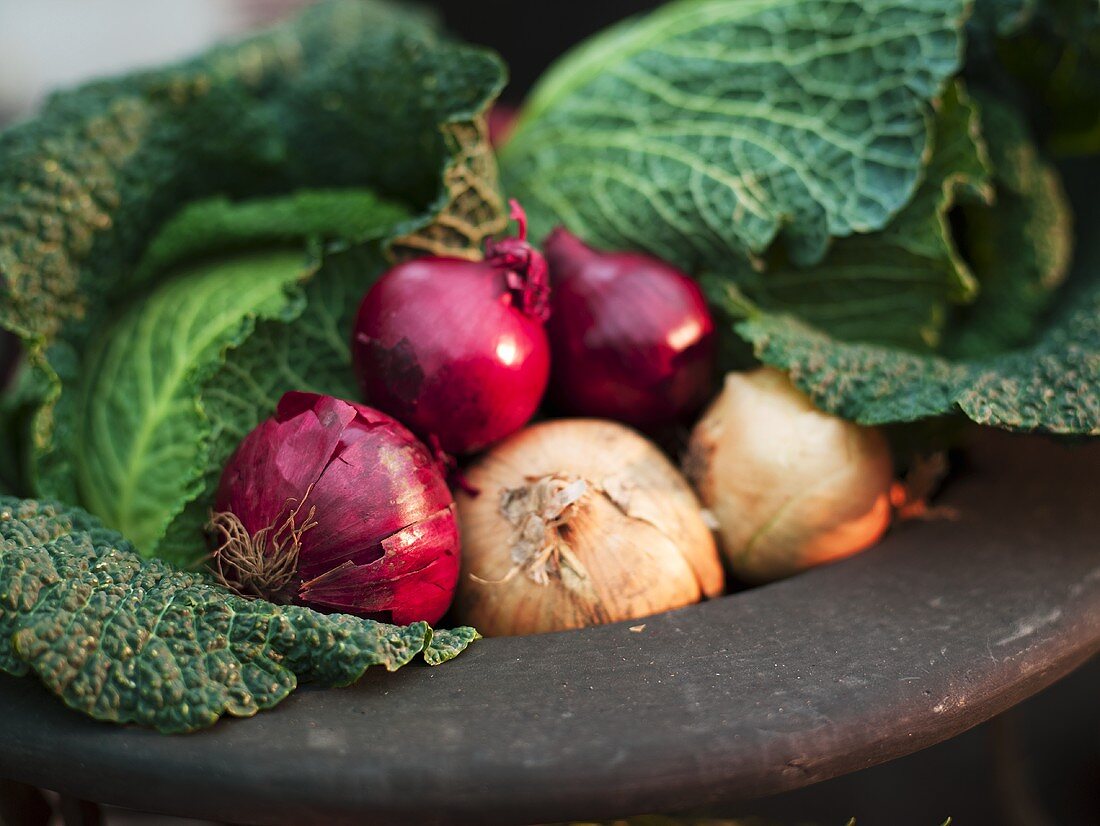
[214, 392, 460, 625]
[352, 258, 551, 455]
[544, 228, 717, 429]
[488, 103, 518, 148]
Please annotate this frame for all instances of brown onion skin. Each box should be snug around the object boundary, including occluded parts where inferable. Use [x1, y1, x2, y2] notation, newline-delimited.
[686, 369, 894, 583]
[544, 228, 717, 429]
[453, 419, 724, 637]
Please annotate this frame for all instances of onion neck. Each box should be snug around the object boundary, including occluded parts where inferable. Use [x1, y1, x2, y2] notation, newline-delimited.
[485, 199, 551, 322]
[500, 474, 587, 585]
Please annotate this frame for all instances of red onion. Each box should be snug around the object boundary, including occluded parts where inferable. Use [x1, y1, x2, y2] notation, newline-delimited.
[209, 391, 460, 625]
[544, 228, 717, 428]
[488, 104, 518, 148]
[352, 202, 550, 455]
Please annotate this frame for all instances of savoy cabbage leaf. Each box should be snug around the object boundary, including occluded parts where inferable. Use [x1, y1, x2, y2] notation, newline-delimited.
[40, 248, 314, 555]
[155, 242, 390, 566]
[714, 81, 992, 351]
[135, 190, 411, 279]
[38, 194, 402, 565]
[0, 0, 504, 349]
[724, 165, 1098, 435]
[0, 0, 507, 513]
[718, 94, 1092, 435]
[1, 0, 508, 561]
[500, 0, 970, 269]
[500, 0, 1095, 435]
[944, 91, 1073, 358]
[0, 496, 477, 733]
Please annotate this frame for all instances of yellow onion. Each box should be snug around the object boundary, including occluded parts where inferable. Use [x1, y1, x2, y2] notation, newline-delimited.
[685, 368, 893, 583]
[454, 419, 724, 636]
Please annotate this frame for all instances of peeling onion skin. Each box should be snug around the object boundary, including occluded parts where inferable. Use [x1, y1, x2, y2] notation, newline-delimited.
[454, 419, 724, 637]
[685, 369, 894, 583]
[544, 228, 717, 428]
[212, 392, 460, 625]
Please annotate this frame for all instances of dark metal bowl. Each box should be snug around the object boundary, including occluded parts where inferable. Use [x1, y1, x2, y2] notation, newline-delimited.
[0, 429, 1096, 825]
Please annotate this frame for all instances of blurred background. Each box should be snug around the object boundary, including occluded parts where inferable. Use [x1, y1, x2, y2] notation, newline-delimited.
[0, 0, 675, 120]
[0, 1, 1097, 824]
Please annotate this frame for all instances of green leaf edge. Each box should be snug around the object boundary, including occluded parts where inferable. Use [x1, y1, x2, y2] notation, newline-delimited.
[0, 495, 478, 733]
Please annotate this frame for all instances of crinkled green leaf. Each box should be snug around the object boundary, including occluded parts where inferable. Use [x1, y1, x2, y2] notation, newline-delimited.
[727, 172, 1099, 434]
[945, 92, 1073, 357]
[39, 249, 314, 554]
[713, 81, 991, 351]
[501, 0, 969, 269]
[2, 0, 506, 562]
[707, 64, 1092, 435]
[732, 289, 1099, 434]
[155, 243, 389, 566]
[37, 191, 403, 565]
[0, 496, 477, 733]
[0, 0, 503, 349]
[424, 627, 483, 666]
[136, 190, 411, 280]
[0, 0, 506, 503]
